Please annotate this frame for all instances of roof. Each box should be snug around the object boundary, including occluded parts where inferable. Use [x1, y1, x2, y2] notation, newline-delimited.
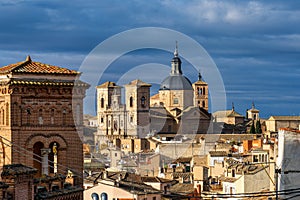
[213, 109, 244, 118]
[0, 56, 79, 75]
[160, 75, 193, 90]
[1, 164, 37, 176]
[193, 79, 207, 85]
[150, 93, 160, 100]
[173, 157, 192, 163]
[209, 151, 227, 157]
[169, 183, 195, 194]
[96, 81, 119, 88]
[141, 176, 174, 183]
[192, 155, 207, 166]
[268, 116, 300, 121]
[126, 79, 151, 87]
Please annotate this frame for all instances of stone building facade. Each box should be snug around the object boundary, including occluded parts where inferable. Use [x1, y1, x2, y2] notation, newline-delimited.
[95, 45, 212, 148]
[0, 56, 89, 189]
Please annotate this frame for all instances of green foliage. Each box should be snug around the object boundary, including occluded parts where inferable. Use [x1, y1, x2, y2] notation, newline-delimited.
[250, 121, 255, 134]
[255, 120, 262, 134]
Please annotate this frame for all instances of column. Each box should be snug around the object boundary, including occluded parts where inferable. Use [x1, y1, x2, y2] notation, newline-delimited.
[41, 148, 51, 175]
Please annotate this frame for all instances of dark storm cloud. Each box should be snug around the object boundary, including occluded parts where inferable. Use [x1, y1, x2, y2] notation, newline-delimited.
[0, 0, 299, 117]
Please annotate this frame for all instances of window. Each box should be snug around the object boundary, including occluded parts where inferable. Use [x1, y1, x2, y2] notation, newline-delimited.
[253, 155, 258, 162]
[62, 109, 66, 125]
[130, 116, 133, 123]
[101, 98, 104, 108]
[129, 96, 133, 107]
[38, 109, 43, 125]
[203, 88, 206, 95]
[197, 87, 202, 95]
[51, 109, 55, 124]
[141, 96, 146, 107]
[26, 107, 31, 125]
[202, 101, 205, 108]
[232, 169, 235, 177]
[173, 98, 178, 104]
[100, 117, 104, 123]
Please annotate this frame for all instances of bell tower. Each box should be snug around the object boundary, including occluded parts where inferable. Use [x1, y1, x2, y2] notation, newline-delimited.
[193, 72, 209, 111]
[125, 80, 151, 139]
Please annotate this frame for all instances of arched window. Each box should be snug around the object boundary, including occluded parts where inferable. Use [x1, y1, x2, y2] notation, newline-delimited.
[100, 98, 104, 108]
[38, 109, 43, 125]
[129, 96, 133, 107]
[49, 142, 59, 174]
[202, 101, 205, 108]
[33, 142, 44, 177]
[141, 96, 146, 107]
[100, 192, 108, 200]
[197, 87, 202, 95]
[203, 88, 205, 95]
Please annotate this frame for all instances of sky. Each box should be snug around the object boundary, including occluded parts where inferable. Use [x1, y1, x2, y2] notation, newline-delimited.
[0, 0, 300, 118]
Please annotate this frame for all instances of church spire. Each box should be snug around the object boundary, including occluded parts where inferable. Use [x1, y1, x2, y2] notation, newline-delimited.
[252, 101, 255, 109]
[171, 41, 182, 75]
[174, 41, 178, 57]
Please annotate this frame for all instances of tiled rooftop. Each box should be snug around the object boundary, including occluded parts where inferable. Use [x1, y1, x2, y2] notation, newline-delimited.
[0, 56, 79, 75]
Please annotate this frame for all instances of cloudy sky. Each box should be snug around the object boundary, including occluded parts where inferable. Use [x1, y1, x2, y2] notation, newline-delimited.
[1, 0, 300, 118]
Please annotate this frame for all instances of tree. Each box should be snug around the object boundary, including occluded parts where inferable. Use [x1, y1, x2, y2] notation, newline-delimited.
[250, 121, 255, 134]
[255, 120, 262, 134]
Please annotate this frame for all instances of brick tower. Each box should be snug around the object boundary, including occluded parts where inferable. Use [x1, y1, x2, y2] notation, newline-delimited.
[0, 56, 89, 186]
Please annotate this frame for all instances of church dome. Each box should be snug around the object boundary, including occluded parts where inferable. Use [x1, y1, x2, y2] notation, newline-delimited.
[160, 42, 193, 91]
[160, 75, 193, 90]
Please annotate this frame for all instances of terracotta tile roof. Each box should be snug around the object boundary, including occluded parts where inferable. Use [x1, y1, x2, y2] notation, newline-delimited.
[126, 79, 151, 87]
[213, 110, 244, 118]
[209, 151, 227, 157]
[0, 56, 79, 75]
[141, 176, 174, 183]
[96, 81, 119, 88]
[193, 80, 207, 85]
[169, 183, 195, 194]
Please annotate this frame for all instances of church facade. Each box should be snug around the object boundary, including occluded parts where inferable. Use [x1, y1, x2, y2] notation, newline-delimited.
[95, 45, 212, 147]
[0, 56, 89, 187]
